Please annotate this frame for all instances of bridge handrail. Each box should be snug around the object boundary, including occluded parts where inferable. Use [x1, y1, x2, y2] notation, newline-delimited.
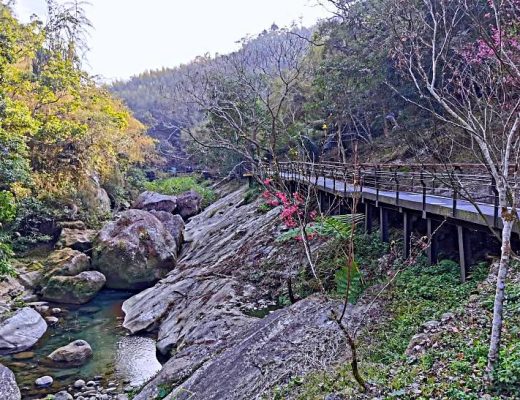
[263, 161, 502, 227]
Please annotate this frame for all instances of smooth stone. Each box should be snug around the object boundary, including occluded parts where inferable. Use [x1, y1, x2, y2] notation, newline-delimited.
[52, 308, 63, 314]
[0, 307, 48, 354]
[35, 375, 53, 387]
[48, 340, 93, 366]
[41, 271, 106, 305]
[116, 396, 129, 400]
[12, 351, 35, 360]
[73, 379, 86, 389]
[86, 381, 96, 386]
[46, 316, 59, 325]
[54, 391, 73, 400]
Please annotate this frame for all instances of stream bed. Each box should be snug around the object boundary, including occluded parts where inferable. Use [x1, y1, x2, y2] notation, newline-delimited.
[0, 290, 162, 399]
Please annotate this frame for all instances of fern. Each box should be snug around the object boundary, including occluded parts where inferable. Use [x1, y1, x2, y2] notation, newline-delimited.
[277, 214, 364, 242]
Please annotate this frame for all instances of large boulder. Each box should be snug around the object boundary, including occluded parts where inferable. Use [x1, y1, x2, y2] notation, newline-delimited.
[92, 209, 178, 290]
[176, 190, 202, 220]
[43, 248, 91, 280]
[0, 307, 47, 354]
[0, 363, 21, 400]
[150, 211, 185, 249]
[133, 191, 178, 213]
[47, 339, 93, 367]
[41, 271, 106, 304]
[56, 228, 97, 253]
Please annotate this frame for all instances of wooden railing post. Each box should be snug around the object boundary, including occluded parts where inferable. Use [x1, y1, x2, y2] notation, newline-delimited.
[394, 170, 400, 205]
[420, 170, 426, 218]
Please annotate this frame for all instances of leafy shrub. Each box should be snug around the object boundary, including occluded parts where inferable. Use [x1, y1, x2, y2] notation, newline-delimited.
[144, 176, 216, 208]
[0, 240, 16, 277]
[0, 190, 16, 222]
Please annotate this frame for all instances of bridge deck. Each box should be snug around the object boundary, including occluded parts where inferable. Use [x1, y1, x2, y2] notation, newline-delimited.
[283, 173, 504, 232]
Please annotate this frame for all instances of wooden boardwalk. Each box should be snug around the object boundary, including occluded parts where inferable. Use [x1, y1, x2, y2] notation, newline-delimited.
[269, 162, 514, 281]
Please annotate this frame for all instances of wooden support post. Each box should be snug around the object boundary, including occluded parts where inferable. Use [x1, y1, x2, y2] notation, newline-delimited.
[457, 225, 467, 283]
[426, 218, 438, 265]
[380, 207, 389, 243]
[403, 211, 411, 257]
[365, 203, 373, 234]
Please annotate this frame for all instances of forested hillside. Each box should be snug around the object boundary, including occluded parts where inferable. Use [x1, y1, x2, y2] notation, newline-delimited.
[0, 2, 155, 274]
[110, 4, 437, 175]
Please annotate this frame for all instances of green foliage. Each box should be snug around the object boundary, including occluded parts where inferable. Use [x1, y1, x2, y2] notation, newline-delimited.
[335, 261, 364, 303]
[243, 184, 261, 205]
[0, 239, 16, 277]
[144, 176, 216, 208]
[277, 214, 364, 242]
[0, 190, 16, 222]
[292, 259, 491, 399]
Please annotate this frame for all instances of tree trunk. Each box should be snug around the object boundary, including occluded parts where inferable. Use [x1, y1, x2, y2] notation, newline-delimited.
[486, 217, 513, 381]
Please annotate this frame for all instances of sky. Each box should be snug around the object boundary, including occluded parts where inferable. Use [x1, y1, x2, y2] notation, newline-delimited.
[13, 0, 331, 81]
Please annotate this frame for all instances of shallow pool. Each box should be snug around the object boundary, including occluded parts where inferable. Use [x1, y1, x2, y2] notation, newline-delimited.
[0, 290, 162, 399]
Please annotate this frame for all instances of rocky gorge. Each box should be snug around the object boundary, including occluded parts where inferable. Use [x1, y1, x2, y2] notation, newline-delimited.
[0, 183, 374, 400]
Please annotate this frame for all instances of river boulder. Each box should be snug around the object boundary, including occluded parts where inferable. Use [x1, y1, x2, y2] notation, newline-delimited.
[0, 307, 47, 354]
[48, 339, 93, 367]
[56, 228, 97, 253]
[92, 209, 178, 290]
[41, 271, 106, 304]
[150, 211, 185, 249]
[133, 191, 178, 213]
[43, 248, 91, 280]
[176, 190, 202, 220]
[0, 363, 21, 400]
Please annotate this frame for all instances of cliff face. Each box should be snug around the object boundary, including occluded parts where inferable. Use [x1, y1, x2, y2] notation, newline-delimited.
[122, 186, 368, 399]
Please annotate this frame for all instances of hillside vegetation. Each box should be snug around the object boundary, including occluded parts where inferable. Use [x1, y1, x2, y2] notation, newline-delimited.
[0, 3, 156, 273]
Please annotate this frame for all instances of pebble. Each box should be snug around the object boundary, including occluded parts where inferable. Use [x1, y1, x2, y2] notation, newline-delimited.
[86, 380, 96, 387]
[54, 391, 73, 400]
[35, 375, 54, 387]
[74, 379, 86, 389]
[116, 395, 129, 400]
[52, 307, 63, 314]
[123, 385, 134, 392]
[45, 316, 59, 324]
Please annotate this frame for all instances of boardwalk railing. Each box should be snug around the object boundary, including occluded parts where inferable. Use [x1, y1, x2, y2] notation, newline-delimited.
[262, 161, 501, 227]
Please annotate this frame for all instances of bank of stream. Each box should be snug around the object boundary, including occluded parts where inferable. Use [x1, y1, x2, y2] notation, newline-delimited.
[0, 290, 162, 399]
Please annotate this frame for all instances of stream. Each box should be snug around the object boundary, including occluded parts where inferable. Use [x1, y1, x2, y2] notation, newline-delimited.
[0, 290, 162, 399]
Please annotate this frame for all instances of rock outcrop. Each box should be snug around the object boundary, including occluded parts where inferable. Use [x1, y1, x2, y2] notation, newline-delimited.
[93, 209, 178, 290]
[41, 271, 106, 304]
[133, 191, 178, 213]
[0, 307, 47, 354]
[162, 297, 347, 400]
[123, 186, 353, 399]
[0, 363, 21, 400]
[48, 339, 93, 366]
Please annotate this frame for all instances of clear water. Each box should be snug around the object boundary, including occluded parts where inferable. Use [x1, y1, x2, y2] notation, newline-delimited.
[0, 290, 162, 399]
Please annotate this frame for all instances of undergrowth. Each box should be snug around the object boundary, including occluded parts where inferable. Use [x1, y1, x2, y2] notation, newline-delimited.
[284, 246, 511, 400]
[144, 175, 216, 208]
